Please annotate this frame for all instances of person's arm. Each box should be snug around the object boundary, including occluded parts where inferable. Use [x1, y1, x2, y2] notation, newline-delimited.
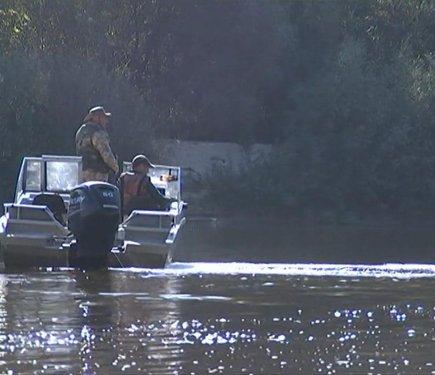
[92, 130, 119, 174]
[145, 179, 172, 209]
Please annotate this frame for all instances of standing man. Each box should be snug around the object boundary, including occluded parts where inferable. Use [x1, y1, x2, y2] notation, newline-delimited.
[76, 106, 119, 182]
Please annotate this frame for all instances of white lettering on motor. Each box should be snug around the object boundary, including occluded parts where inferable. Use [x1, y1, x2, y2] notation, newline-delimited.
[102, 191, 114, 198]
[70, 195, 85, 205]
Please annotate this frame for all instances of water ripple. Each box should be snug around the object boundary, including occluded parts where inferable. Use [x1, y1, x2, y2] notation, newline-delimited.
[116, 262, 435, 279]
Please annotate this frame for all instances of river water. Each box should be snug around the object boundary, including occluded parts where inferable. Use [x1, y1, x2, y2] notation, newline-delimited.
[1, 219, 435, 374]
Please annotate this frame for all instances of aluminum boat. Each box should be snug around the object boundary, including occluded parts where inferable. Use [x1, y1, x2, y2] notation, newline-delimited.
[0, 155, 186, 269]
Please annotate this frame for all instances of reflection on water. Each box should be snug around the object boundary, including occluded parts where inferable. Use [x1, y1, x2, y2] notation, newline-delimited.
[0, 219, 434, 373]
[176, 218, 435, 263]
[0, 265, 434, 374]
[163, 262, 435, 279]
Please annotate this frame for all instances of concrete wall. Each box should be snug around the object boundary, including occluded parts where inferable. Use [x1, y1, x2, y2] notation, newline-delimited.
[149, 140, 271, 210]
[153, 139, 272, 182]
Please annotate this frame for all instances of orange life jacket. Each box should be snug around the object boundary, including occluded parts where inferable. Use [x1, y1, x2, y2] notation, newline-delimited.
[119, 172, 171, 214]
[119, 172, 148, 211]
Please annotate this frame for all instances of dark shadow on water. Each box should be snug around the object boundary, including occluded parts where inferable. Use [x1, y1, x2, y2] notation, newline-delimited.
[175, 217, 435, 264]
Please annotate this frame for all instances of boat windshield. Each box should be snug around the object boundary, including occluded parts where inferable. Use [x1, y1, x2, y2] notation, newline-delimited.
[46, 161, 80, 192]
[26, 160, 42, 191]
[17, 156, 82, 198]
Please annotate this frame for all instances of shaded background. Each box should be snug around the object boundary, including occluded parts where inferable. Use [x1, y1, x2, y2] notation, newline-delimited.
[0, 0, 434, 219]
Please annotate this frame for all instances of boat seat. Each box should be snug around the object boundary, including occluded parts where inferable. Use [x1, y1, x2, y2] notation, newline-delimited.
[32, 193, 67, 226]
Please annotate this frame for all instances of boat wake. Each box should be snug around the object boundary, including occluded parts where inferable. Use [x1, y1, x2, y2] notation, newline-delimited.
[118, 262, 435, 279]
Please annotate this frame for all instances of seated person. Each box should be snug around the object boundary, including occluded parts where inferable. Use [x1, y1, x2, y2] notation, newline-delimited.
[118, 155, 174, 215]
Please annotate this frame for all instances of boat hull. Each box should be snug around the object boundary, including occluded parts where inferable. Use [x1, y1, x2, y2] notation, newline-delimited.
[0, 239, 173, 269]
[109, 243, 174, 268]
[1, 241, 69, 269]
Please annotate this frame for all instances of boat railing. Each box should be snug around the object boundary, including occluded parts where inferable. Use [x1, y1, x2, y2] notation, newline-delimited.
[4, 203, 69, 236]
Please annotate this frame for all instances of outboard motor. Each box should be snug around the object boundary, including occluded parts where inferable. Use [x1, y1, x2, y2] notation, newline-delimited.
[68, 182, 120, 269]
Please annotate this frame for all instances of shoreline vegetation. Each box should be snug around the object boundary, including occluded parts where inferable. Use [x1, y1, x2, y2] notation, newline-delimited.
[1, 1, 434, 222]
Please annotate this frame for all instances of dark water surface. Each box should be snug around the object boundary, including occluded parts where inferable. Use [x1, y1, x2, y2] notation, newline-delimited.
[1, 219, 435, 374]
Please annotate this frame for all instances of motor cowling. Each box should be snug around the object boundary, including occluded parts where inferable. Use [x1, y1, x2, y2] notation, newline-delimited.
[68, 182, 120, 268]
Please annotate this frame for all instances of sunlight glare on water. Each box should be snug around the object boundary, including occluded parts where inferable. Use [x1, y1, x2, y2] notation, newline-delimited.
[125, 262, 435, 279]
[0, 264, 434, 374]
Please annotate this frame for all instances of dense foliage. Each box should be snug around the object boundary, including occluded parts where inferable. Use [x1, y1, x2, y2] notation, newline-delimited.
[0, 0, 434, 218]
